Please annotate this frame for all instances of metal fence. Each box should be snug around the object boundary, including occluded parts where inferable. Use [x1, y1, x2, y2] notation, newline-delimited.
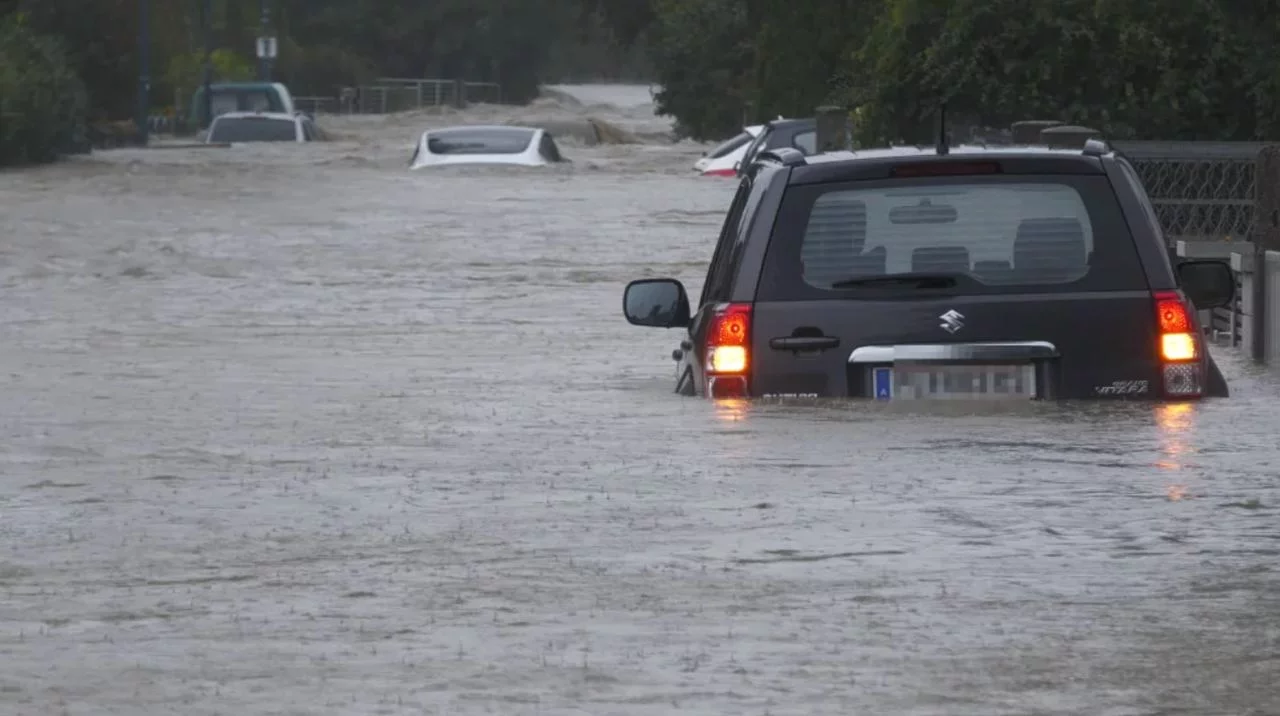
[295, 78, 504, 116]
[130, 77, 504, 140]
[1112, 141, 1262, 244]
[1109, 140, 1275, 359]
[292, 95, 343, 116]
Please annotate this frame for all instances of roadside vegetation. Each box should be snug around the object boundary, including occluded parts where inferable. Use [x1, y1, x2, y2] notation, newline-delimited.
[650, 0, 1280, 142]
[0, 13, 87, 167]
[2, 0, 1278, 164]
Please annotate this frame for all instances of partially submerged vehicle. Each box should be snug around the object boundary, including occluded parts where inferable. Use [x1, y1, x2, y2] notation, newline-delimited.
[190, 82, 297, 130]
[694, 125, 764, 177]
[205, 111, 324, 144]
[409, 125, 566, 169]
[623, 136, 1236, 401]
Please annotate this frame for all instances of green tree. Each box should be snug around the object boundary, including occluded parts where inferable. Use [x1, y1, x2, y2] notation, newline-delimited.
[0, 12, 87, 165]
[578, 0, 654, 47]
[749, 0, 880, 120]
[841, 0, 952, 145]
[649, 0, 754, 140]
[165, 48, 256, 100]
[275, 0, 581, 102]
[2, 0, 655, 120]
[12, 0, 136, 120]
[846, 0, 1280, 143]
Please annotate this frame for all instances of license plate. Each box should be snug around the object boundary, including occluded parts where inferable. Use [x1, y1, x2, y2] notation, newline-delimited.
[872, 363, 1037, 401]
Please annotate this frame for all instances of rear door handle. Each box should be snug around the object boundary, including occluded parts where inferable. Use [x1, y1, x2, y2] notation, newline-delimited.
[769, 336, 840, 351]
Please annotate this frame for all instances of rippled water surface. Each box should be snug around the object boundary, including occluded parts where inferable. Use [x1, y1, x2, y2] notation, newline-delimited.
[2, 86, 1279, 715]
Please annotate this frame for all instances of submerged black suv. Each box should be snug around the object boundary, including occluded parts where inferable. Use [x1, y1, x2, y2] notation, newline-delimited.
[622, 141, 1237, 401]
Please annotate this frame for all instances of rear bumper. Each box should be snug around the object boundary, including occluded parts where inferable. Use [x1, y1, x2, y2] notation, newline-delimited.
[692, 343, 1229, 400]
[737, 363, 1228, 401]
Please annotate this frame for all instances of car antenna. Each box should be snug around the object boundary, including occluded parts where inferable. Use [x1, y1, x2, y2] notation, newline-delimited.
[936, 101, 949, 156]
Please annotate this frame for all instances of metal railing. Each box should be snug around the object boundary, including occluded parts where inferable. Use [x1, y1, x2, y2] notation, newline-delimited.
[1112, 141, 1261, 244]
[294, 78, 504, 116]
[370, 77, 502, 108]
[90, 76, 505, 143]
[1117, 141, 1280, 364]
[292, 95, 343, 116]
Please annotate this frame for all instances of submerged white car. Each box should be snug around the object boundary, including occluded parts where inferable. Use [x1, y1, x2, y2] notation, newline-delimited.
[205, 111, 323, 143]
[409, 125, 566, 169]
[693, 125, 764, 177]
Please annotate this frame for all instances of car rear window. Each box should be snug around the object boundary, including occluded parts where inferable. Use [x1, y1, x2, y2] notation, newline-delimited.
[707, 131, 752, 159]
[208, 117, 297, 143]
[756, 174, 1148, 300]
[427, 128, 534, 155]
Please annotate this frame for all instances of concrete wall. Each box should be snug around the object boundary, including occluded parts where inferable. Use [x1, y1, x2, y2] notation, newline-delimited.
[1232, 249, 1280, 363]
[1177, 241, 1247, 347]
[1181, 240, 1280, 364]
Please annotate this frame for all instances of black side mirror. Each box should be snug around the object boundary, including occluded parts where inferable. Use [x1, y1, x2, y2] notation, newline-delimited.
[623, 278, 691, 328]
[1177, 259, 1235, 310]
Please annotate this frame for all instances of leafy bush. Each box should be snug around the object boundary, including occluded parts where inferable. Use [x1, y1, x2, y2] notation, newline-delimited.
[165, 48, 257, 97]
[649, 0, 753, 140]
[843, 0, 1252, 145]
[0, 13, 88, 166]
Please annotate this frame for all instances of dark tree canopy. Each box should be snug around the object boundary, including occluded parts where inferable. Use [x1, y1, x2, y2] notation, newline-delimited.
[6, 0, 1280, 163]
[644, 0, 1280, 141]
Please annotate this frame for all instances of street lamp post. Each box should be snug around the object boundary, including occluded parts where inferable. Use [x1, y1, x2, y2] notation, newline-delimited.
[201, 0, 213, 129]
[137, 0, 150, 145]
[254, 0, 275, 82]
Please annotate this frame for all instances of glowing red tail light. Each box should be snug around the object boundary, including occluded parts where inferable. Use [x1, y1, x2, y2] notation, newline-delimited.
[1152, 290, 1202, 397]
[1154, 291, 1197, 361]
[702, 168, 738, 177]
[704, 302, 752, 398]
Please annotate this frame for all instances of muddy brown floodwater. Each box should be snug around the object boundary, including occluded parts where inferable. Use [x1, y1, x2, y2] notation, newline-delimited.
[1, 86, 1278, 716]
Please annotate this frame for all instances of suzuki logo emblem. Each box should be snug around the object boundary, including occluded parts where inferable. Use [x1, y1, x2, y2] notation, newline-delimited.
[939, 309, 965, 334]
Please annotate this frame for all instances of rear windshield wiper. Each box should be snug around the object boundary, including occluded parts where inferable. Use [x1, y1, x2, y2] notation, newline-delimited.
[830, 272, 963, 290]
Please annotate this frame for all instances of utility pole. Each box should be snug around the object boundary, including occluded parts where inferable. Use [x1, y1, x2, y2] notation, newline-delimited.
[257, 0, 277, 82]
[137, 0, 151, 145]
[201, 0, 213, 129]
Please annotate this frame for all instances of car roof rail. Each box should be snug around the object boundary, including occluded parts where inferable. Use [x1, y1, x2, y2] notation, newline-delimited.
[756, 147, 806, 167]
[1081, 137, 1110, 157]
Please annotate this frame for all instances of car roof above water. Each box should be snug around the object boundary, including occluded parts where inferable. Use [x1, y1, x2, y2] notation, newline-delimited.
[212, 111, 299, 122]
[805, 143, 1106, 163]
[422, 124, 538, 138]
[777, 143, 1113, 185]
